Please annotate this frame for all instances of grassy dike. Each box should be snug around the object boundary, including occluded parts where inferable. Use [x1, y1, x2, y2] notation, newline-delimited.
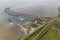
[40, 17, 60, 40]
[33, 16, 60, 40]
[33, 19, 55, 40]
[23, 18, 53, 40]
[23, 23, 48, 40]
[23, 15, 60, 40]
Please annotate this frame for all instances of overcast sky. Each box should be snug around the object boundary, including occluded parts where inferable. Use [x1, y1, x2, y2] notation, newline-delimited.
[0, 0, 60, 9]
[0, 0, 60, 17]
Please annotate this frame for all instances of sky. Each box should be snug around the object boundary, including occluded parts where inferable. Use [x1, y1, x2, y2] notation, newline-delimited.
[0, 0, 60, 17]
[0, 0, 60, 10]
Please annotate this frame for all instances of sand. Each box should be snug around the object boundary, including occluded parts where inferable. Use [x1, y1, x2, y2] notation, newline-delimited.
[0, 23, 21, 40]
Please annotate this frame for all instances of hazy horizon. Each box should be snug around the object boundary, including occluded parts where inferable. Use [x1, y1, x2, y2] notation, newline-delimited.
[0, 0, 60, 17]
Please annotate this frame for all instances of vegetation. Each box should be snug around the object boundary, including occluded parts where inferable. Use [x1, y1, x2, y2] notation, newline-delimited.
[33, 19, 55, 40]
[41, 21, 60, 40]
[23, 23, 47, 40]
[23, 18, 53, 40]
[33, 17, 43, 24]
[23, 15, 60, 40]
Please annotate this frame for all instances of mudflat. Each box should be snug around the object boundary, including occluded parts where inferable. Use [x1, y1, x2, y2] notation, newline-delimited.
[0, 24, 20, 40]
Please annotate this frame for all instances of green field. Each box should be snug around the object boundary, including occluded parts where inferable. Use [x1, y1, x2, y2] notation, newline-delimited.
[23, 15, 60, 40]
[41, 19, 60, 40]
[23, 19, 54, 40]
[39, 16, 60, 40]
[23, 23, 47, 40]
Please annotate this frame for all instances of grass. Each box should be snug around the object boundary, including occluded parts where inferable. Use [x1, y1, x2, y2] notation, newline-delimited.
[23, 19, 54, 40]
[41, 29, 60, 40]
[41, 19, 60, 40]
[23, 23, 47, 40]
[33, 19, 55, 40]
[23, 15, 60, 40]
